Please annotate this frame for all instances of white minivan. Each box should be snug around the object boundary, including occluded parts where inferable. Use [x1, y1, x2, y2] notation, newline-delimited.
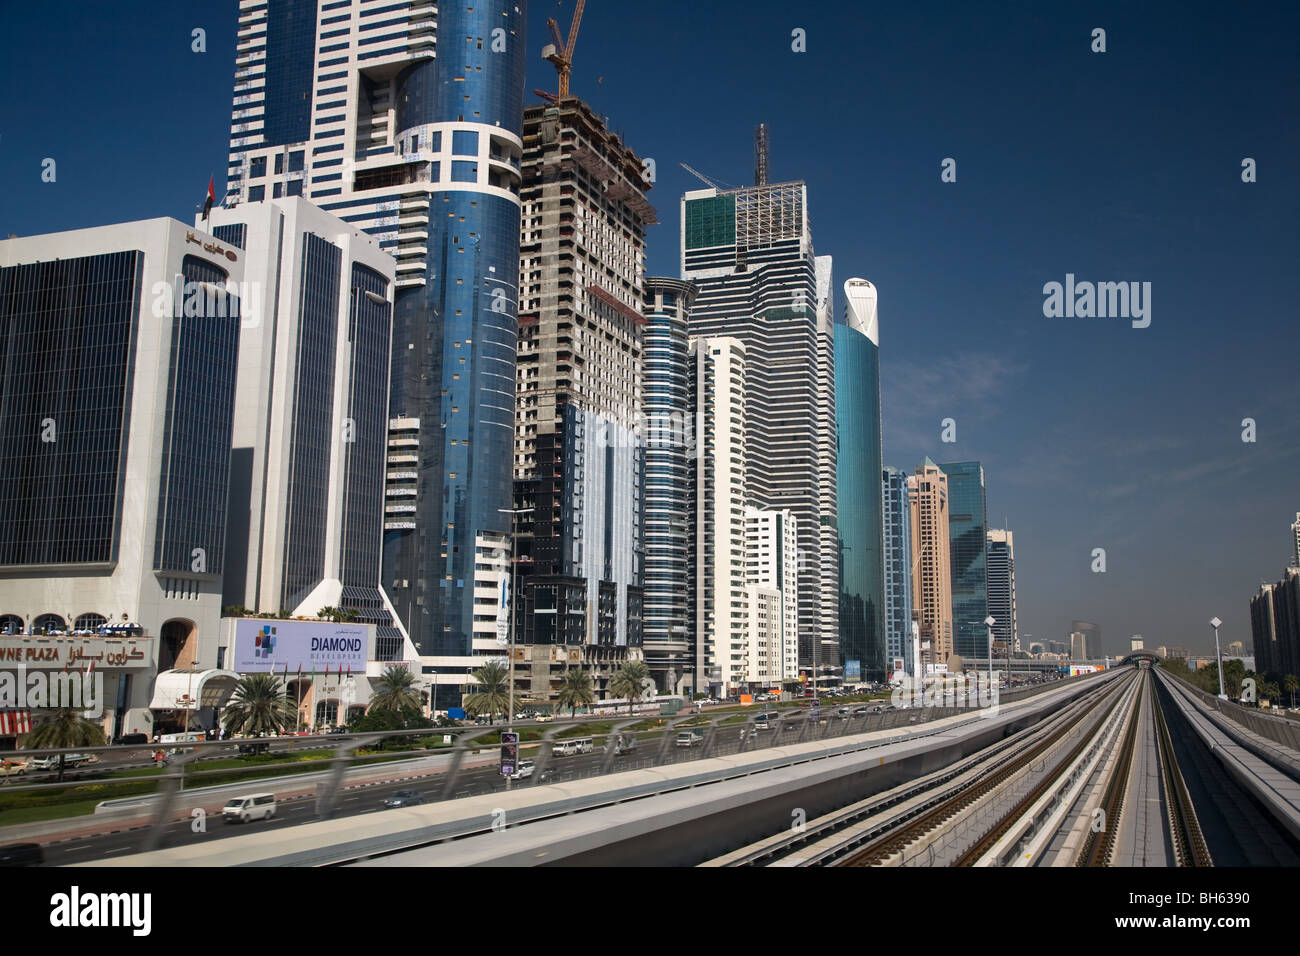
[222, 792, 276, 823]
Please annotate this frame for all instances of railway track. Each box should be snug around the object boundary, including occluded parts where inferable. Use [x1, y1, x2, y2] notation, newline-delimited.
[701, 673, 1132, 867]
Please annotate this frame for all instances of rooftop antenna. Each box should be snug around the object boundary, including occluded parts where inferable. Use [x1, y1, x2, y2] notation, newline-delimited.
[755, 123, 769, 186]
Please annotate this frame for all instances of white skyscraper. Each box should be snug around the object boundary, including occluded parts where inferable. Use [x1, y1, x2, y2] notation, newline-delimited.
[691, 336, 748, 695]
[746, 507, 800, 684]
[986, 529, 1018, 654]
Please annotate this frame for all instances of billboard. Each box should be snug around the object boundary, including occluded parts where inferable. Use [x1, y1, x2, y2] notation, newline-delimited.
[844, 660, 861, 681]
[231, 619, 372, 673]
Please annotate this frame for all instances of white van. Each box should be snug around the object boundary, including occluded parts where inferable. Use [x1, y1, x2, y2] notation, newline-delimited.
[222, 792, 276, 823]
[552, 736, 594, 757]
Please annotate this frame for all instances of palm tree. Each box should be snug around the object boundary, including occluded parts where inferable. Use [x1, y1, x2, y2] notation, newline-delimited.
[26, 709, 105, 782]
[608, 660, 652, 715]
[369, 664, 422, 716]
[222, 673, 294, 738]
[556, 669, 595, 718]
[463, 661, 510, 723]
[1286, 674, 1298, 709]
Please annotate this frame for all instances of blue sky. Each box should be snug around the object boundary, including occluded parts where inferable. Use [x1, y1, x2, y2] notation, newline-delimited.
[2, 1, 1297, 656]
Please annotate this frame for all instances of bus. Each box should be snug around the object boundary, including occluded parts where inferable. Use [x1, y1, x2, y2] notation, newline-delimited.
[552, 737, 594, 757]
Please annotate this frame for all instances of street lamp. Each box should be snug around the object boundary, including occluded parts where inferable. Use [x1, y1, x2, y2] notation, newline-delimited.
[1210, 616, 1227, 700]
[499, 507, 533, 791]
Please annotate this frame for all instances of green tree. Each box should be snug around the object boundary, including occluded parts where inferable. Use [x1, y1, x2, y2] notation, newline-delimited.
[556, 669, 595, 718]
[26, 708, 105, 782]
[1286, 675, 1299, 709]
[222, 673, 294, 738]
[368, 664, 423, 716]
[608, 660, 652, 715]
[463, 661, 510, 723]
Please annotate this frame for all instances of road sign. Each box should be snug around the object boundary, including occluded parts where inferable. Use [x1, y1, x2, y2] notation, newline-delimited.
[500, 731, 519, 776]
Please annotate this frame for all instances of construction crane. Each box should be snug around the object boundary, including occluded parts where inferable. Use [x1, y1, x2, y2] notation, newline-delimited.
[679, 162, 724, 190]
[536, 0, 587, 102]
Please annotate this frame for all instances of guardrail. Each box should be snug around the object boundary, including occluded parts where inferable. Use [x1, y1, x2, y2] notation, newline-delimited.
[0, 676, 1095, 852]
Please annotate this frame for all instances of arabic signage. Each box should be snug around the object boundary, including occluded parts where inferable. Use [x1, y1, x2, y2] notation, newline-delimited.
[185, 229, 238, 262]
[0, 638, 152, 670]
[231, 618, 372, 673]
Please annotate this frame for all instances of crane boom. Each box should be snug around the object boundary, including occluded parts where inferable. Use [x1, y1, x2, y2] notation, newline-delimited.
[542, 0, 587, 100]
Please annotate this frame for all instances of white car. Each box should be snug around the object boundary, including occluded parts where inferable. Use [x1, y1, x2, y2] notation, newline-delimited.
[510, 760, 536, 779]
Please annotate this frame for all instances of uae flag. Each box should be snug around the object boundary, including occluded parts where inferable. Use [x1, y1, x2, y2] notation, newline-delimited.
[202, 176, 215, 221]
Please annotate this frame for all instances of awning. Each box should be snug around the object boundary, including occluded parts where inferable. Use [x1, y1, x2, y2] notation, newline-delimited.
[0, 709, 32, 736]
[148, 669, 240, 710]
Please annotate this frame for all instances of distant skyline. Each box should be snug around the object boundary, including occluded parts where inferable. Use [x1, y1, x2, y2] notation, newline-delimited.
[2, 0, 1297, 655]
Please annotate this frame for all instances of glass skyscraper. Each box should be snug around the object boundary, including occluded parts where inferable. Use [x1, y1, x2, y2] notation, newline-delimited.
[883, 465, 914, 676]
[681, 180, 838, 670]
[835, 279, 885, 681]
[226, 1, 528, 659]
[642, 278, 696, 691]
[940, 460, 989, 660]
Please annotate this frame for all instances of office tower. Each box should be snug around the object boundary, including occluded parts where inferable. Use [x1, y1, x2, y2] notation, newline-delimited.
[1071, 619, 1101, 659]
[986, 529, 1018, 654]
[642, 278, 696, 692]
[908, 459, 953, 666]
[0, 219, 243, 739]
[940, 461, 989, 661]
[883, 466, 915, 677]
[208, 198, 404, 660]
[1069, 630, 1089, 660]
[1292, 513, 1300, 568]
[1130, 635, 1145, 652]
[225, 1, 529, 669]
[1254, 569, 1300, 679]
[691, 337, 748, 695]
[815, 257, 839, 675]
[745, 507, 800, 685]
[835, 278, 885, 682]
[681, 170, 837, 671]
[509, 99, 652, 700]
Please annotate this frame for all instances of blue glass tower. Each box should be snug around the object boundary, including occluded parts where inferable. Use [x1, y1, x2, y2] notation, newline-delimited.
[940, 460, 989, 661]
[225, 1, 529, 659]
[882, 466, 914, 676]
[835, 279, 885, 681]
[642, 278, 696, 690]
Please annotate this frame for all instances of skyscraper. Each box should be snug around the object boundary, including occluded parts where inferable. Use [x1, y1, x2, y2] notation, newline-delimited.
[745, 507, 800, 686]
[642, 277, 696, 692]
[908, 459, 953, 666]
[209, 198, 402, 658]
[835, 279, 885, 681]
[883, 466, 914, 676]
[1071, 619, 1101, 659]
[691, 336, 748, 695]
[681, 174, 837, 671]
[1291, 512, 1300, 569]
[986, 529, 1017, 654]
[940, 461, 989, 660]
[225, 1, 529, 665]
[0, 219, 244, 738]
[510, 98, 652, 699]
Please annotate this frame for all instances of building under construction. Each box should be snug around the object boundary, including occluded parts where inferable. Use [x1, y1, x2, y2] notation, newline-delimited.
[510, 97, 657, 702]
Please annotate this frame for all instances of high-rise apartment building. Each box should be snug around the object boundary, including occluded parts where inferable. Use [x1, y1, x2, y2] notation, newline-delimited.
[224, 0, 529, 671]
[883, 466, 914, 677]
[1069, 629, 1090, 660]
[208, 198, 405, 662]
[745, 507, 800, 685]
[509, 99, 652, 700]
[940, 461, 989, 661]
[908, 459, 953, 666]
[642, 278, 696, 692]
[1071, 620, 1101, 659]
[1252, 570, 1300, 679]
[0, 219, 244, 739]
[835, 278, 885, 682]
[1292, 512, 1300, 569]
[691, 336, 748, 695]
[986, 529, 1017, 654]
[681, 176, 837, 670]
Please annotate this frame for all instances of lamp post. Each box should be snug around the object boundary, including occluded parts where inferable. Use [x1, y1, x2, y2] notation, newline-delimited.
[983, 616, 996, 699]
[499, 507, 533, 791]
[1210, 616, 1227, 700]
